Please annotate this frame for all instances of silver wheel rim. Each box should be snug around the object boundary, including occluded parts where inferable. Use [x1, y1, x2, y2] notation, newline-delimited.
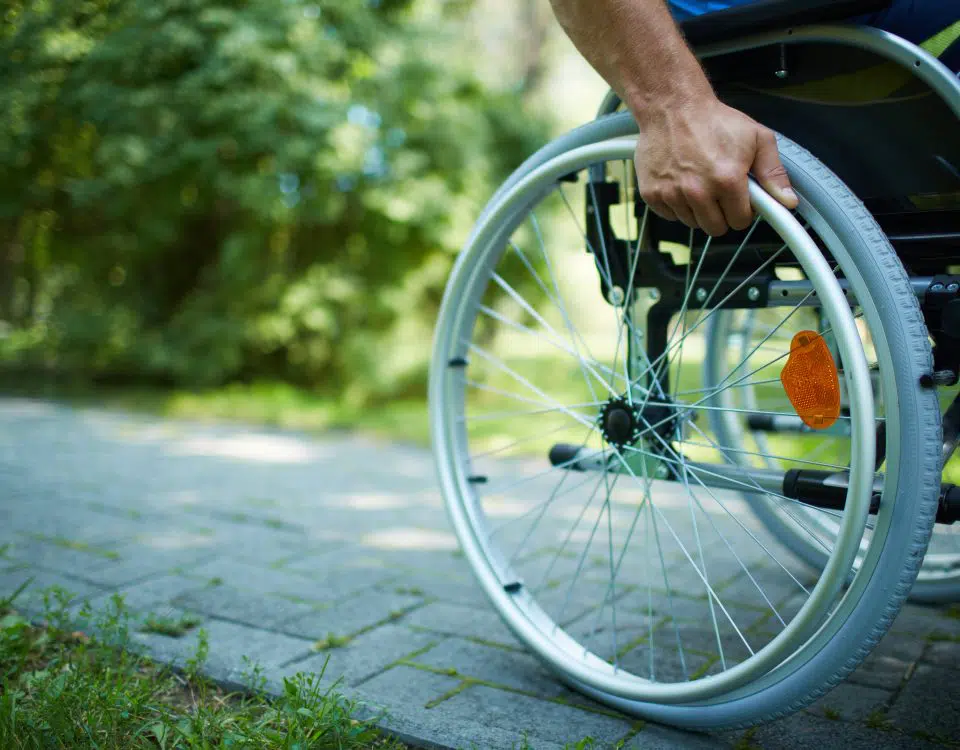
[430, 137, 876, 703]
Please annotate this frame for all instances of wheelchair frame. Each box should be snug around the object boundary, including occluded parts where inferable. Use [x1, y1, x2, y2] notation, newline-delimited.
[568, 24, 960, 525]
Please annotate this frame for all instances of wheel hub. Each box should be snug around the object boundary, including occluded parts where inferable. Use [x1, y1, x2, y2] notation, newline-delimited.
[599, 396, 679, 450]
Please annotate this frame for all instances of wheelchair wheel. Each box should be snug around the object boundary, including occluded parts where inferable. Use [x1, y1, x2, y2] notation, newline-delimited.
[705, 312, 960, 603]
[429, 125, 940, 729]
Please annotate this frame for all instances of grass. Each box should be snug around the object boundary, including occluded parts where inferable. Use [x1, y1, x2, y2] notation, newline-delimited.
[28, 534, 120, 561]
[140, 612, 204, 638]
[313, 633, 352, 651]
[0, 377, 433, 447]
[0, 586, 403, 749]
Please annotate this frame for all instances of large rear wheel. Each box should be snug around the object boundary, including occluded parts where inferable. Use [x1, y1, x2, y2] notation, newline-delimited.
[429, 123, 939, 729]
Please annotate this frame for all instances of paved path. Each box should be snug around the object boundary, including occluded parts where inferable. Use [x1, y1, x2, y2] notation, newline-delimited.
[1, 397, 958, 750]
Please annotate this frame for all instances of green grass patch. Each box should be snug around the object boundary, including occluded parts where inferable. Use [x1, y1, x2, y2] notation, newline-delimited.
[926, 631, 960, 644]
[140, 612, 204, 638]
[0, 378, 432, 447]
[0, 587, 403, 749]
[393, 586, 424, 597]
[27, 534, 120, 561]
[865, 709, 894, 731]
[313, 632, 352, 651]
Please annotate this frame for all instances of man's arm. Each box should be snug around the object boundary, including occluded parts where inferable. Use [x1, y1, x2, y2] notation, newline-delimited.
[549, 0, 798, 236]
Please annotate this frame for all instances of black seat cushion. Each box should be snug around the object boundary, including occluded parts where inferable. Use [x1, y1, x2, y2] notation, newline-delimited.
[681, 0, 893, 47]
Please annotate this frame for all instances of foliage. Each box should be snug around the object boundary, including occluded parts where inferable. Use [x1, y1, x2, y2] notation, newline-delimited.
[0, 585, 403, 749]
[0, 0, 550, 402]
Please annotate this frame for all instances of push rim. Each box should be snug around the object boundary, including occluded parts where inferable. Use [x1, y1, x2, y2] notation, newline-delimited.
[430, 137, 876, 704]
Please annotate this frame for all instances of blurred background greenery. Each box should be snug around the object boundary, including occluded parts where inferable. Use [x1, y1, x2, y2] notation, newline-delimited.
[0, 0, 608, 437]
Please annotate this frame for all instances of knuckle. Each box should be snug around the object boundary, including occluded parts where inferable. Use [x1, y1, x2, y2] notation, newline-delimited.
[713, 166, 743, 191]
[759, 127, 778, 147]
[679, 180, 708, 204]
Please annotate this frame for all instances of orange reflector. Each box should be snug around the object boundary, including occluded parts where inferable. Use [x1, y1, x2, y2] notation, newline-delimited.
[779, 330, 841, 430]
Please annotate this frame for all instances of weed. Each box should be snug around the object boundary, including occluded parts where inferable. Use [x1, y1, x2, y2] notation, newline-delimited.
[823, 706, 841, 721]
[140, 612, 203, 638]
[865, 709, 894, 731]
[241, 655, 267, 692]
[0, 587, 403, 748]
[314, 632, 352, 650]
[395, 586, 424, 596]
[185, 627, 209, 683]
[733, 727, 763, 750]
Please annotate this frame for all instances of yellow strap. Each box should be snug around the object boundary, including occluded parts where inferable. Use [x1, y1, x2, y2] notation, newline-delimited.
[921, 19, 960, 59]
[762, 22, 960, 105]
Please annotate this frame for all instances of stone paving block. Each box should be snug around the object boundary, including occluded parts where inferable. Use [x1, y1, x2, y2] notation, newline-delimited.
[614, 639, 714, 685]
[75, 574, 205, 616]
[0, 566, 102, 613]
[621, 723, 722, 750]
[377, 569, 489, 608]
[76, 546, 220, 588]
[216, 533, 342, 569]
[185, 558, 394, 603]
[281, 625, 440, 688]
[3, 534, 125, 576]
[409, 637, 566, 698]
[712, 568, 810, 613]
[889, 604, 960, 639]
[847, 633, 925, 690]
[280, 590, 424, 640]
[655, 622, 756, 667]
[286, 547, 474, 579]
[133, 617, 315, 687]
[887, 664, 960, 741]
[404, 601, 520, 648]
[805, 683, 893, 723]
[727, 709, 943, 750]
[174, 584, 318, 632]
[923, 639, 960, 670]
[354, 666, 543, 750]
[427, 684, 633, 747]
[7, 398, 960, 750]
[564, 607, 656, 651]
[5, 503, 142, 545]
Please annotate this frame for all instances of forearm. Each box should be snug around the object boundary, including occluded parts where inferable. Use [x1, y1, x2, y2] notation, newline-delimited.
[548, 0, 715, 124]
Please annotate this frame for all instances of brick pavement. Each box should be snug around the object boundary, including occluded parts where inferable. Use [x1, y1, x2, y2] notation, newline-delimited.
[1, 397, 958, 749]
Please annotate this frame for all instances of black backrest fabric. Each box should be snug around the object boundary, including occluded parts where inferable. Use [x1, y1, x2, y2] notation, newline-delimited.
[702, 41, 960, 217]
[681, 0, 893, 46]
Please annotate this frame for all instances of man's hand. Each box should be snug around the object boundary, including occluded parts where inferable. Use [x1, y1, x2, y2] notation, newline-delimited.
[634, 96, 799, 237]
[548, 0, 800, 236]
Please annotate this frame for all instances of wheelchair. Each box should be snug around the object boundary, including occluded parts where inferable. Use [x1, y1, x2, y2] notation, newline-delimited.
[428, 0, 960, 729]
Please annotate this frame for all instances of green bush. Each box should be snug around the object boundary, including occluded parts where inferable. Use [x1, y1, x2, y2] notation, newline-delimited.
[0, 0, 549, 403]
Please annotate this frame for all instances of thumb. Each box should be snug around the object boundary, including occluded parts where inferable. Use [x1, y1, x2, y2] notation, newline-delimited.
[753, 129, 798, 210]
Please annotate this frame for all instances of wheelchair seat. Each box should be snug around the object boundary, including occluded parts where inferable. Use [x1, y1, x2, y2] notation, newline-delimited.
[680, 0, 893, 46]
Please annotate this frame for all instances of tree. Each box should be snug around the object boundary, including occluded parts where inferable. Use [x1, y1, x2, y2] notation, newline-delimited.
[0, 0, 549, 401]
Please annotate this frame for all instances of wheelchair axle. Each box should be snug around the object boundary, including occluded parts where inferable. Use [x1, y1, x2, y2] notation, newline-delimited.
[547, 442, 958, 525]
